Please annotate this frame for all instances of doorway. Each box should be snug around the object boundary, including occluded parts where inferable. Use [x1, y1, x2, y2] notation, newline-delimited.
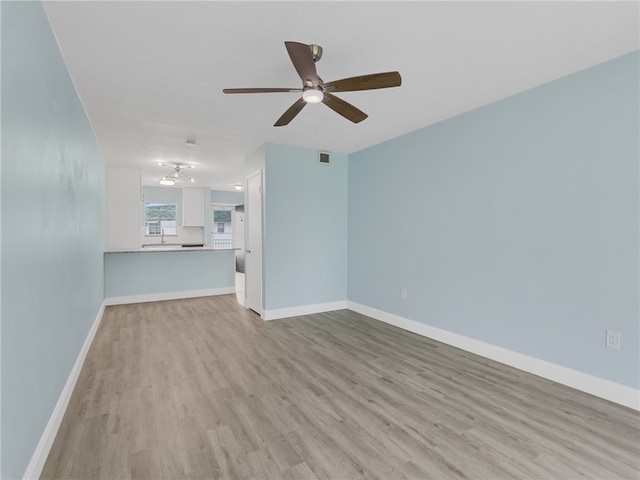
[209, 203, 246, 305]
[210, 205, 234, 249]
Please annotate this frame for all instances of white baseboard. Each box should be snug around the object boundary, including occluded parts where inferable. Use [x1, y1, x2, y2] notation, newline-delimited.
[263, 300, 348, 321]
[347, 301, 640, 411]
[23, 301, 106, 480]
[105, 287, 235, 306]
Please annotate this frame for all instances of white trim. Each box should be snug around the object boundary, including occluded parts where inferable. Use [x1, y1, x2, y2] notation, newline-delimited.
[23, 301, 106, 480]
[263, 300, 348, 321]
[105, 287, 235, 306]
[347, 301, 640, 411]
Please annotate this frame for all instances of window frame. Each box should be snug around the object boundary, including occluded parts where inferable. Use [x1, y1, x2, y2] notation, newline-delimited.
[145, 202, 178, 236]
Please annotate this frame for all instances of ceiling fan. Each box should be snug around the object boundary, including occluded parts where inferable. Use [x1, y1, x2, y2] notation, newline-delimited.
[223, 41, 402, 126]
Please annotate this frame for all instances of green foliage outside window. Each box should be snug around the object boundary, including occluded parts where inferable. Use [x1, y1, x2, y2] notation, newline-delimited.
[213, 210, 232, 223]
[146, 203, 176, 221]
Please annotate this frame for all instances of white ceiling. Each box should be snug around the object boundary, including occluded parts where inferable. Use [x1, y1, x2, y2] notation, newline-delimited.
[43, 1, 639, 190]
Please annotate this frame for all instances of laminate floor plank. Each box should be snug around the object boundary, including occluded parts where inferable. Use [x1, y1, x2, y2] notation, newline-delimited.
[41, 295, 640, 479]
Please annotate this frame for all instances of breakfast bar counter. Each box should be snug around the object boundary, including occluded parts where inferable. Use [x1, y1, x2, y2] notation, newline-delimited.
[104, 248, 235, 305]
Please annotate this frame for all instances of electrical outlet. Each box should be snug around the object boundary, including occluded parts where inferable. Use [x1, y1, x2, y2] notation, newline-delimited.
[606, 330, 621, 350]
[401, 288, 407, 300]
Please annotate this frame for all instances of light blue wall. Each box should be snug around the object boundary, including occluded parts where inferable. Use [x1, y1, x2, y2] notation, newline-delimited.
[211, 189, 244, 205]
[104, 250, 235, 298]
[1, 2, 106, 477]
[348, 52, 639, 388]
[263, 144, 348, 310]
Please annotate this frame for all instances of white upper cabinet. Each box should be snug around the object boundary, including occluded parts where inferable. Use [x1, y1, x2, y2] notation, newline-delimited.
[183, 187, 205, 226]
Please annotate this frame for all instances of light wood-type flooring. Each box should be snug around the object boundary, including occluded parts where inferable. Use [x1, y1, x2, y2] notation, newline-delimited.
[42, 295, 640, 479]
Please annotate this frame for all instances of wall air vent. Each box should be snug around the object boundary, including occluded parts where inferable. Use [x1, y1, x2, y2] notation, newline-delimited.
[318, 152, 331, 165]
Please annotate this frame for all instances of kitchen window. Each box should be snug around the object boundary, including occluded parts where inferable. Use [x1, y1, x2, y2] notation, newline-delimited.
[145, 202, 177, 236]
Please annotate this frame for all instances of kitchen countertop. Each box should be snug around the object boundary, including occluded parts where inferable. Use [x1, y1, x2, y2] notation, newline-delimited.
[105, 245, 240, 253]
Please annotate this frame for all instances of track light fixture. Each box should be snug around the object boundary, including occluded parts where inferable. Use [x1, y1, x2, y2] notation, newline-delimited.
[157, 162, 195, 185]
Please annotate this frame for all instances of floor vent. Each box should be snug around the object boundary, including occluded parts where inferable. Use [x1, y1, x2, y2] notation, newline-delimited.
[318, 152, 331, 165]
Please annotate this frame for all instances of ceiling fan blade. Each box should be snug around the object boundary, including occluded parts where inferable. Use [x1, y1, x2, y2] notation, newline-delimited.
[274, 97, 307, 127]
[322, 92, 368, 123]
[223, 88, 301, 94]
[324, 71, 402, 92]
[285, 41, 319, 87]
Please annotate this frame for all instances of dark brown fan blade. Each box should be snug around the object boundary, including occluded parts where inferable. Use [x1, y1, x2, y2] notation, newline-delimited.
[274, 97, 307, 127]
[324, 71, 402, 92]
[322, 92, 368, 123]
[285, 42, 319, 87]
[223, 88, 301, 94]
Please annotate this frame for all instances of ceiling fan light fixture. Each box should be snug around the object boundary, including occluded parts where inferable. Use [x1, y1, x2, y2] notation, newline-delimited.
[158, 162, 196, 185]
[302, 89, 323, 104]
